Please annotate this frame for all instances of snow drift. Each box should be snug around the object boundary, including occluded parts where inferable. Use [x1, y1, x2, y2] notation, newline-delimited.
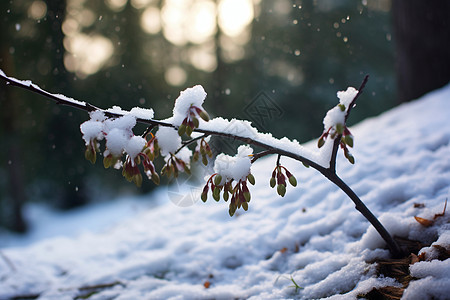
[1, 84, 449, 299]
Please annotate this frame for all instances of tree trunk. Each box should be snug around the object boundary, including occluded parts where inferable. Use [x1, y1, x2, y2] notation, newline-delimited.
[392, 0, 450, 102]
[0, 51, 28, 233]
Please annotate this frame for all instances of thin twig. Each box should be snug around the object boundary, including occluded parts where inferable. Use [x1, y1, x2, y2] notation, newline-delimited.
[176, 134, 209, 154]
[329, 75, 369, 172]
[251, 150, 276, 163]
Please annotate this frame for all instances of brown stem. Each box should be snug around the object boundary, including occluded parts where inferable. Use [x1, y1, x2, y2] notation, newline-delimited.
[324, 172, 403, 257]
[251, 150, 275, 163]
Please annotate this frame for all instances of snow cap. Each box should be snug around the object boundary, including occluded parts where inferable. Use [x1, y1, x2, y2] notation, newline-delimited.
[155, 126, 182, 156]
[323, 86, 358, 130]
[172, 85, 207, 125]
[214, 145, 253, 182]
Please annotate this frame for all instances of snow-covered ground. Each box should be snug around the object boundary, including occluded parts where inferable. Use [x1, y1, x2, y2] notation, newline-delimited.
[1, 84, 449, 299]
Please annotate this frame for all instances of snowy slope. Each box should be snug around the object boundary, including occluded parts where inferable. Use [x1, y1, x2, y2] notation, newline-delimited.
[1, 84, 450, 299]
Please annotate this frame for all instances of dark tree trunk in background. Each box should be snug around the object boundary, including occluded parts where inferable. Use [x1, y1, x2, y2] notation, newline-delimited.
[0, 52, 28, 233]
[392, 0, 450, 102]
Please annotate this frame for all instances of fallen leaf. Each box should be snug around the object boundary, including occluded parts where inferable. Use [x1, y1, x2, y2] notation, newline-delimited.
[414, 198, 447, 227]
[414, 216, 434, 227]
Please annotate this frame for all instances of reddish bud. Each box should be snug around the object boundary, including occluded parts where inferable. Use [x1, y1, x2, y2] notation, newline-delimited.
[318, 136, 325, 148]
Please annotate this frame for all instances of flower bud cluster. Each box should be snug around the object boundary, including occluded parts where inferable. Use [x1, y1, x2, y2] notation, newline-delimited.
[161, 153, 191, 178]
[177, 105, 210, 137]
[318, 123, 355, 164]
[270, 165, 297, 197]
[192, 138, 213, 166]
[201, 173, 256, 217]
[115, 133, 160, 187]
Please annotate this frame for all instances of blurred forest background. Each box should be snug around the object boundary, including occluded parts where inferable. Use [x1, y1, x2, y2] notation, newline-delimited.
[0, 0, 448, 232]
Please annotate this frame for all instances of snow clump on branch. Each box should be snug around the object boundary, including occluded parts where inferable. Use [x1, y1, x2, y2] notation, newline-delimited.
[155, 127, 182, 156]
[172, 85, 207, 125]
[323, 87, 358, 130]
[214, 145, 253, 183]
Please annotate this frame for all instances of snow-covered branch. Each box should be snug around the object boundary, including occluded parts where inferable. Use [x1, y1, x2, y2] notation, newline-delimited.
[0, 70, 402, 256]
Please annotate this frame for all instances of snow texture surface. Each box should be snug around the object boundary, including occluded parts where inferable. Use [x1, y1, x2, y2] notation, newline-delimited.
[1, 84, 450, 299]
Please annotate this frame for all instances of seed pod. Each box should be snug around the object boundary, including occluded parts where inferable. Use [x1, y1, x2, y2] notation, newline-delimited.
[202, 155, 208, 166]
[336, 123, 344, 135]
[344, 134, 354, 148]
[277, 184, 286, 197]
[347, 153, 355, 164]
[289, 175, 297, 187]
[133, 173, 143, 188]
[214, 174, 222, 186]
[103, 155, 112, 169]
[192, 117, 199, 128]
[228, 206, 235, 217]
[85, 147, 96, 164]
[201, 192, 208, 202]
[302, 162, 310, 168]
[244, 191, 251, 202]
[270, 177, 276, 188]
[199, 110, 210, 121]
[223, 190, 229, 201]
[151, 173, 160, 185]
[318, 137, 325, 148]
[213, 187, 220, 201]
[200, 146, 206, 156]
[247, 173, 255, 185]
[338, 104, 345, 111]
[242, 202, 248, 211]
[178, 124, 186, 136]
[186, 125, 193, 137]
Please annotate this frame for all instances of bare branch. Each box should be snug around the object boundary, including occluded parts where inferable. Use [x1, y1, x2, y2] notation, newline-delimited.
[251, 150, 276, 163]
[329, 75, 369, 172]
[176, 134, 209, 154]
